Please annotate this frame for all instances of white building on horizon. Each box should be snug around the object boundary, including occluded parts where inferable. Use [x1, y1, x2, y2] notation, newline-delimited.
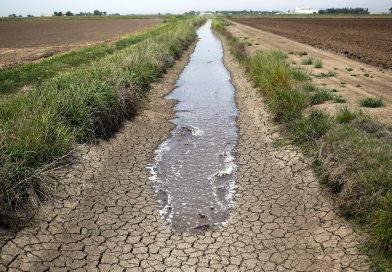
[293, 6, 318, 14]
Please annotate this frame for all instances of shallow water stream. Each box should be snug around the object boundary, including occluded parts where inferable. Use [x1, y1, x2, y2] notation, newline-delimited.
[149, 20, 238, 232]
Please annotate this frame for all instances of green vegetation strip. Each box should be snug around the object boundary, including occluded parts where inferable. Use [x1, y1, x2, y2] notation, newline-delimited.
[0, 17, 206, 225]
[0, 21, 176, 94]
[213, 17, 392, 271]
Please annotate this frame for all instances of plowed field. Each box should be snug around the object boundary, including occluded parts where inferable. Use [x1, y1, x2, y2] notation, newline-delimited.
[231, 17, 392, 69]
[0, 18, 162, 67]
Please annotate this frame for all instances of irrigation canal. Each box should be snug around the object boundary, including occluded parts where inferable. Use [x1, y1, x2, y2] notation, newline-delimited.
[149, 20, 239, 232]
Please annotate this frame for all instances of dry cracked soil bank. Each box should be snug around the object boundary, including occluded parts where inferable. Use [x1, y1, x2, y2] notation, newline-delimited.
[0, 37, 370, 271]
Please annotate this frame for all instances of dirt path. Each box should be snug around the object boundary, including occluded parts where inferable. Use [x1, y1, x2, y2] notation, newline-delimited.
[228, 21, 392, 124]
[0, 37, 369, 271]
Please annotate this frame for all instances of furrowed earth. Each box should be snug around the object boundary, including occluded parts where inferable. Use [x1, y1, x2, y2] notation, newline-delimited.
[230, 16, 392, 70]
[0, 18, 162, 68]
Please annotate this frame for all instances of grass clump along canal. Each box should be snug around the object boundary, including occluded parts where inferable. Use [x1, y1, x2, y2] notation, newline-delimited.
[0, 17, 206, 226]
[213, 17, 392, 271]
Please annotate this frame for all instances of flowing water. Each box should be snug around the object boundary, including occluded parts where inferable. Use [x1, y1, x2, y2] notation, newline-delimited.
[148, 20, 238, 232]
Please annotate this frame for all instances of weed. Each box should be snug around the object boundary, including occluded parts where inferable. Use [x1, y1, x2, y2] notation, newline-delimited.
[297, 51, 308, 56]
[360, 97, 384, 108]
[333, 96, 346, 103]
[301, 57, 314, 65]
[302, 82, 318, 92]
[345, 67, 354, 72]
[248, 51, 293, 95]
[314, 71, 336, 78]
[364, 73, 370, 77]
[292, 68, 310, 82]
[268, 88, 308, 123]
[314, 58, 323, 68]
[273, 137, 291, 148]
[336, 106, 361, 123]
[309, 89, 335, 105]
[290, 110, 331, 146]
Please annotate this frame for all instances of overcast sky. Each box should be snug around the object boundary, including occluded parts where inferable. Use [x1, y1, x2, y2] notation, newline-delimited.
[1, 0, 391, 16]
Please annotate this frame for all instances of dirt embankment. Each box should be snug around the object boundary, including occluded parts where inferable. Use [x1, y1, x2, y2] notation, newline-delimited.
[231, 17, 392, 70]
[0, 36, 369, 270]
[0, 18, 162, 67]
[227, 20, 392, 124]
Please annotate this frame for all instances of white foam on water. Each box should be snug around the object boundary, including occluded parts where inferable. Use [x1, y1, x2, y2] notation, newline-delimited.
[190, 125, 204, 136]
[147, 140, 175, 224]
[207, 150, 238, 215]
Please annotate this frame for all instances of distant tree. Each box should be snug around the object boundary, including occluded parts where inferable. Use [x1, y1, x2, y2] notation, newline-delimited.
[93, 10, 102, 16]
[389, 7, 392, 14]
[65, 11, 74, 16]
[103, 11, 107, 16]
[27, 14, 34, 18]
[18, 15, 22, 17]
[8, 14, 17, 18]
[53, 11, 63, 16]
[320, 7, 369, 14]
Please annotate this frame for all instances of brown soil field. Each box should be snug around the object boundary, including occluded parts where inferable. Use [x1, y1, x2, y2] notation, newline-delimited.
[0, 18, 162, 67]
[231, 17, 392, 70]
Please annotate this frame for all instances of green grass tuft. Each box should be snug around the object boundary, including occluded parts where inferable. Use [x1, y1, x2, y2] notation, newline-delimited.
[248, 51, 293, 96]
[301, 57, 314, 65]
[309, 88, 335, 105]
[333, 95, 346, 103]
[314, 71, 337, 78]
[360, 97, 384, 108]
[314, 58, 323, 68]
[268, 88, 308, 123]
[336, 106, 361, 124]
[290, 110, 331, 147]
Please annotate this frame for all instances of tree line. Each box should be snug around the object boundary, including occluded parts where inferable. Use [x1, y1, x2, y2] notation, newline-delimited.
[318, 8, 369, 14]
[53, 10, 108, 16]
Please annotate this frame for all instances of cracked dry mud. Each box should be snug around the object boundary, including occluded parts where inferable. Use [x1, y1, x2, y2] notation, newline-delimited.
[0, 35, 370, 271]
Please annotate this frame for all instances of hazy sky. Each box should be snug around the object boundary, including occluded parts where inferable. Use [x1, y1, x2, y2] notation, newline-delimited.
[1, 0, 391, 16]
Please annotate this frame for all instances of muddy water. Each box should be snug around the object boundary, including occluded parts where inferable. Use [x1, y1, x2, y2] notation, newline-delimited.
[149, 20, 238, 232]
